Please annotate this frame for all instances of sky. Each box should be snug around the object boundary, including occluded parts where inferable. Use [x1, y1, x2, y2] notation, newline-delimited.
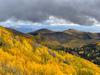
[0, 0, 100, 25]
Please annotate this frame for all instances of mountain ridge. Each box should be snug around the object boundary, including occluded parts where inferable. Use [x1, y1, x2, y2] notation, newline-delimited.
[29, 28, 100, 48]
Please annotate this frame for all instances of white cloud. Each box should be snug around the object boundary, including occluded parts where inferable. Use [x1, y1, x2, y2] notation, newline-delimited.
[43, 16, 78, 26]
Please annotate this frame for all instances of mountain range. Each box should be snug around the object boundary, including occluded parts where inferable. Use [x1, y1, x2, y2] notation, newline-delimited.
[30, 28, 100, 48]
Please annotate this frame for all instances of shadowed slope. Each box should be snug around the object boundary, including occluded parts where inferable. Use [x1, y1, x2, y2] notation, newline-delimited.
[29, 29, 100, 48]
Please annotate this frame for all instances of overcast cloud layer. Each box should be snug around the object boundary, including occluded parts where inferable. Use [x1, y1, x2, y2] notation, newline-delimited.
[0, 0, 100, 25]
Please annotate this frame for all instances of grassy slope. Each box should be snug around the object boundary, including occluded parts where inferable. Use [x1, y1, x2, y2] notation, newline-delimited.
[30, 29, 100, 48]
[0, 26, 100, 75]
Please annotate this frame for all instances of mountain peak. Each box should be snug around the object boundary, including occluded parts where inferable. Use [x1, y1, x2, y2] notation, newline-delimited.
[63, 29, 84, 34]
[29, 28, 53, 35]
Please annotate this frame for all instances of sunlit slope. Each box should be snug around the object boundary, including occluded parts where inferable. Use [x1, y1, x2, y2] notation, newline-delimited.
[0, 26, 100, 75]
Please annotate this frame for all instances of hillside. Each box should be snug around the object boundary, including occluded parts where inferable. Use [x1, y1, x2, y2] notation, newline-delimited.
[0, 26, 100, 75]
[29, 29, 100, 65]
[29, 29, 100, 48]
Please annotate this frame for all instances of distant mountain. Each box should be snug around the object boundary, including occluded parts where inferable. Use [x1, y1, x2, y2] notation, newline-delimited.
[64, 29, 100, 40]
[29, 29, 100, 48]
[1, 26, 100, 74]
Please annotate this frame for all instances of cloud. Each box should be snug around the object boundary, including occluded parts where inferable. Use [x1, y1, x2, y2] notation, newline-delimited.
[0, 16, 78, 27]
[0, 0, 100, 25]
[0, 16, 100, 33]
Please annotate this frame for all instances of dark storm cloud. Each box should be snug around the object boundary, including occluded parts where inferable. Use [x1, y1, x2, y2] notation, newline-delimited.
[0, 0, 100, 24]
